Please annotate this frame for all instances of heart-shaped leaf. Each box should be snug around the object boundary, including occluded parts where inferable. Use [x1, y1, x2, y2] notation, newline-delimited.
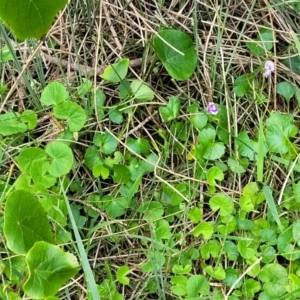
[40, 82, 69, 106]
[24, 241, 79, 298]
[4, 190, 53, 254]
[53, 101, 87, 132]
[0, 0, 68, 40]
[100, 58, 129, 83]
[153, 29, 197, 81]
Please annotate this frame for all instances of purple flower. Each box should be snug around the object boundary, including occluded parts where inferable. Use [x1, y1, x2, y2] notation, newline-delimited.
[264, 60, 275, 78]
[206, 102, 219, 115]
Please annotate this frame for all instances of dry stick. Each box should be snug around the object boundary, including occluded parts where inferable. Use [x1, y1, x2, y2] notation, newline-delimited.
[41, 53, 142, 77]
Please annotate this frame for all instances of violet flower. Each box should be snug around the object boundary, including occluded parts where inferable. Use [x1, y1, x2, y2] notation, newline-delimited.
[264, 60, 275, 78]
[206, 102, 219, 115]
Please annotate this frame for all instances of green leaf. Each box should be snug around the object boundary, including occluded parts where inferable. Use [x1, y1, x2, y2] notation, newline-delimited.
[93, 164, 110, 179]
[23, 242, 79, 298]
[77, 78, 92, 97]
[40, 82, 69, 106]
[116, 266, 130, 285]
[153, 29, 197, 81]
[45, 141, 73, 177]
[0, 0, 68, 40]
[53, 101, 87, 132]
[0, 45, 14, 62]
[138, 201, 164, 221]
[265, 112, 297, 155]
[109, 108, 124, 124]
[207, 166, 224, 186]
[93, 132, 118, 154]
[159, 96, 181, 122]
[258, 264, 288, 297]
[193, 222, 213, 239]
[130, 80, 154, 102]
[103, 195, 130, 218]
[209, 194, 234, 216]
[17, 147, 46, 174]
[233, 73, 255, 97]
[95, 89, 106, 120]
[200, 240, 221, 259]
[126, 138, 151, 154]
[203, 142, 225, 160]
[172, 265, 192, 275]
[246, 28, 274, 55]
[113, 165, 131, 184]
[242, 279, 261, 298]
[187, 275, 210, 297]
[281, 55, 300, 75]
[190, 112, 208, 129]
[20, 110, 37, 130]
[0, 112, 27, 135]
[100, 58, 129, 83]
[237, 240, 257, 259]
[4, 190, 53, 254]
[84, 146, 104, 170]
[205, 266, 226, 280]
[276, 81, 296, 102]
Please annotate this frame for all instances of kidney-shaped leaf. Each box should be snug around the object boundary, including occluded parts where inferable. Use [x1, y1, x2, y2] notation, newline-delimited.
[153, 29, 197, 81]
[130, 80, 154, 102]
[24, 241, 79, 299]
[46, 141, 73, 177]
[4, 190, 53, 254]
[0, 112, 27, 136]
[100, 58, 129, 83]
[209, 194, 234, 216]
[40, 82, 69, 106]
[0, 0, 68, 40]
[53, 101, 87, 132]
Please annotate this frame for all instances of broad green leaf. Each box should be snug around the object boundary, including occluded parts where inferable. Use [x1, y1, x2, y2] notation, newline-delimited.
[171, 276, 188, 296]
[223, 241, 239, 261]
[159, 96, 181, 122]
[233, 73, 255, 97]
[209, 194, 234, 216]
[53, 101, 87, 132]
[200, 240, 221, 259]
[205, 266, 226, 280]
[20, 110, 37, 130]
[100, 58, 129, 83]
[0, 112, 27, 135]
[45, 141, 73, 177]
[93, 132, 118, 154]
[103, 195, 130, 218]
[109, 108, 124, 124]
[278, 227, 300, 261]
[0, 0, 68, 40]
[153, 29, 197, 81]
[265, 112, 297, 155]
[126, 138, 150, 154]
[227, 157, 247, 174]
[237, 240, 257, 259]
[0, 45, 14, 62]
[190, 112, 208, 129]
[130, 80, 154, 102]
[84, 146, 104, 170]
[93, 164, 110, 179]
[188, 207, 202, 223]
[24, 242, 79, 298]
[172, 264, 192, 275]
[242, 279, 261, 298]
[203, 142, 225, 160]
[138, 201, 164, 221]
[113, 165, 131, 184]
[116, 266, 130, 285]
[281, 55, 300, 75]
[17, 147, 46, 174]
[246, 28, 274, 55]
[193, 222, 213, 239]
[207, 166, 224, 186]
[258, 264, 288, 297]
[236, 131, 255, 160]
[155, 220, 171, 240]
[40, 82, 69, 106]
[4, 190, 53, 254]
[276, 81, 296, 102]
[223, 268, 242, 288]
[187, 275, 210, 297]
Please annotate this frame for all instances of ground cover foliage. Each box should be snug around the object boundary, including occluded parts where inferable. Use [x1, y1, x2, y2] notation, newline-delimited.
[1, 0, 300, 299]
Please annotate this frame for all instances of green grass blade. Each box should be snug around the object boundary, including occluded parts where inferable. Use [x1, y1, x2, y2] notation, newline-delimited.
[61, 182, 101, 300]
[257, 120, 264, 182]
[263, 185, 283, 233]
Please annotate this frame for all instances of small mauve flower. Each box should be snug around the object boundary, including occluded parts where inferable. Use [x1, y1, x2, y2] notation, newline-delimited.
[207, 102, 219, 115]
[264, 60, 275, 78]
